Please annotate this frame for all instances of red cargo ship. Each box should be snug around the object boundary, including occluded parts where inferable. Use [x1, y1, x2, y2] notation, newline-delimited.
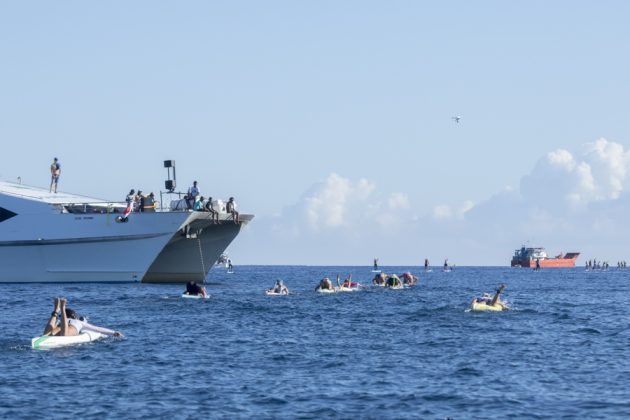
[511, 246, 580, 268]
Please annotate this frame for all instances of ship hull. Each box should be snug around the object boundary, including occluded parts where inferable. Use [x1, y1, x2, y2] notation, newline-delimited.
[511, 257, 578, 268]
[142, 212, 252, 283]
[0, 212, 189, 283]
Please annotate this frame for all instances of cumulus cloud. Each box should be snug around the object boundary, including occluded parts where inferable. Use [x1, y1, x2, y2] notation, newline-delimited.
[521, 138, 630, 210]
[234, 138, 630, 265]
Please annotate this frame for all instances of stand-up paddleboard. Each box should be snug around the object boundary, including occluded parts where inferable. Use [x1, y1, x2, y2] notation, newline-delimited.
[371, 270, 382, 273]
[265, 290, 288, 296]
[181, 293, 210, 299]
[227, 270, 234, 274]
[31, 331, 105, 350]
[424, 269, 433, 273]
[316, 288, 336, 294]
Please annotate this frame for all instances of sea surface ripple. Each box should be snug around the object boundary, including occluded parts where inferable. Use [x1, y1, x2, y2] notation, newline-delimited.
[1, 266, 629, 419]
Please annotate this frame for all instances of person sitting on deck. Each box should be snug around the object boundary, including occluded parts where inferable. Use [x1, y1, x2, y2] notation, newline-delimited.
[226, 197, 240, 224]
[193, 196, 205, 211]
[43, 298, 123, 337]
[204, 196, 220, 224]
[184, 281, 207, 297]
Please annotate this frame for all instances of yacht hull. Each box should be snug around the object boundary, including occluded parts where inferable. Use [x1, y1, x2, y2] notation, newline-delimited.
[143, 212, 252, 283]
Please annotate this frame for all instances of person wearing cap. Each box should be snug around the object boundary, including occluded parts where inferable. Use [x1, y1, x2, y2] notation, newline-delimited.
[49, 157, 61, 193]
[267, 279, 289, 295]
[226, 197, 240, 224]
[43, 297, 123, 337]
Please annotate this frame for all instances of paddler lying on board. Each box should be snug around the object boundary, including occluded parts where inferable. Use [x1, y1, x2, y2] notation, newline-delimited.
[401, 272, 418, 286]
[385, 274, 403, 288]
[338, 274, 359, 289]
[315, 277, 335, 291]
[267, 279, 289, 295]
[184, 281, 207, 297]
[43, 298, 123, 337]
[471, 284, 508, 309]
[372, 272, 386, 286]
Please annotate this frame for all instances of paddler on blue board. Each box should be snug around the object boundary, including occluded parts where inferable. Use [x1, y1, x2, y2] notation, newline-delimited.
[43, 298, 123, 337]
[471, 284, 508, 310]
[184, 281, 207, 297]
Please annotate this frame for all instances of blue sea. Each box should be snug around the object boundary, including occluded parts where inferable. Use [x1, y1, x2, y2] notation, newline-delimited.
[1, 266, 629, 419]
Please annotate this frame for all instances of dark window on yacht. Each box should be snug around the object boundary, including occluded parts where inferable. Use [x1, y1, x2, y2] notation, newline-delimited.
[0, 207, 17, 223]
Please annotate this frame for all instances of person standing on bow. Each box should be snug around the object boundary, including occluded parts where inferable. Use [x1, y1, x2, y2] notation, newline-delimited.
[186, 181, 200, 210]
[49, 157, 61, 193]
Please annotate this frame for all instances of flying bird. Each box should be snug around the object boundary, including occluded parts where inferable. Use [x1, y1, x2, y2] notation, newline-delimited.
[452, 116, 461, 123]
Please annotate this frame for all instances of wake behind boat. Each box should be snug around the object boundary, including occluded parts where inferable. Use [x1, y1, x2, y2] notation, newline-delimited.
[0, 181, 253, 283]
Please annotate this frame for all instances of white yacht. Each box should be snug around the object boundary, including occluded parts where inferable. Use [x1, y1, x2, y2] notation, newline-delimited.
[0, 182, 252, 283]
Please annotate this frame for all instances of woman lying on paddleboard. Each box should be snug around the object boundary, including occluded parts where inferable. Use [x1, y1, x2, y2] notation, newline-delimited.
[43, 298, 124, 337]
[471, 284, 508, 310]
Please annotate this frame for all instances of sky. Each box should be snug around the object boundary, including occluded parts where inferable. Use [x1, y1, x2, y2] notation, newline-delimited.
[1, 2, 630, 265]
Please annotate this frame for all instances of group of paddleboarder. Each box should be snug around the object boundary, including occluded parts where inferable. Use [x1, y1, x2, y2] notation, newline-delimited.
[40, 269, 508, 342]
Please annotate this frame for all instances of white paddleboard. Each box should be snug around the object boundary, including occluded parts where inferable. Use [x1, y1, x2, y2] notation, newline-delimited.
[181, 293, 210, 299]
[265, 290, 288, 296]
[337, 286, 361, 292]
[316, 288, 336, 294]
[31, 331, 105, 350]
[371, 270, 382, 273]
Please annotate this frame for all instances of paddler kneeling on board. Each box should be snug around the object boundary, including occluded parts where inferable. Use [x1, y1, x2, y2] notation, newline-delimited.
[184, 281, 207, 297]
[471, 284, 508, 310]
[315, 277, 335, 291]
[267, 279, 289, 295]
[43, 298, 123, 337]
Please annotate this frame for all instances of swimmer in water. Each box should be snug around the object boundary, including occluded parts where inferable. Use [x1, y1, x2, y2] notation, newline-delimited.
[43, 298, 123, 337]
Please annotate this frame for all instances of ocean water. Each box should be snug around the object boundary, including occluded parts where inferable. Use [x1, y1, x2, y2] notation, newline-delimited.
[1, 266, 629, 419]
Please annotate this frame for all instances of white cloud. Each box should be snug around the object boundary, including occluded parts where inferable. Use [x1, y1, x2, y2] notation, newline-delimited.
[234, 138, 630, 265]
